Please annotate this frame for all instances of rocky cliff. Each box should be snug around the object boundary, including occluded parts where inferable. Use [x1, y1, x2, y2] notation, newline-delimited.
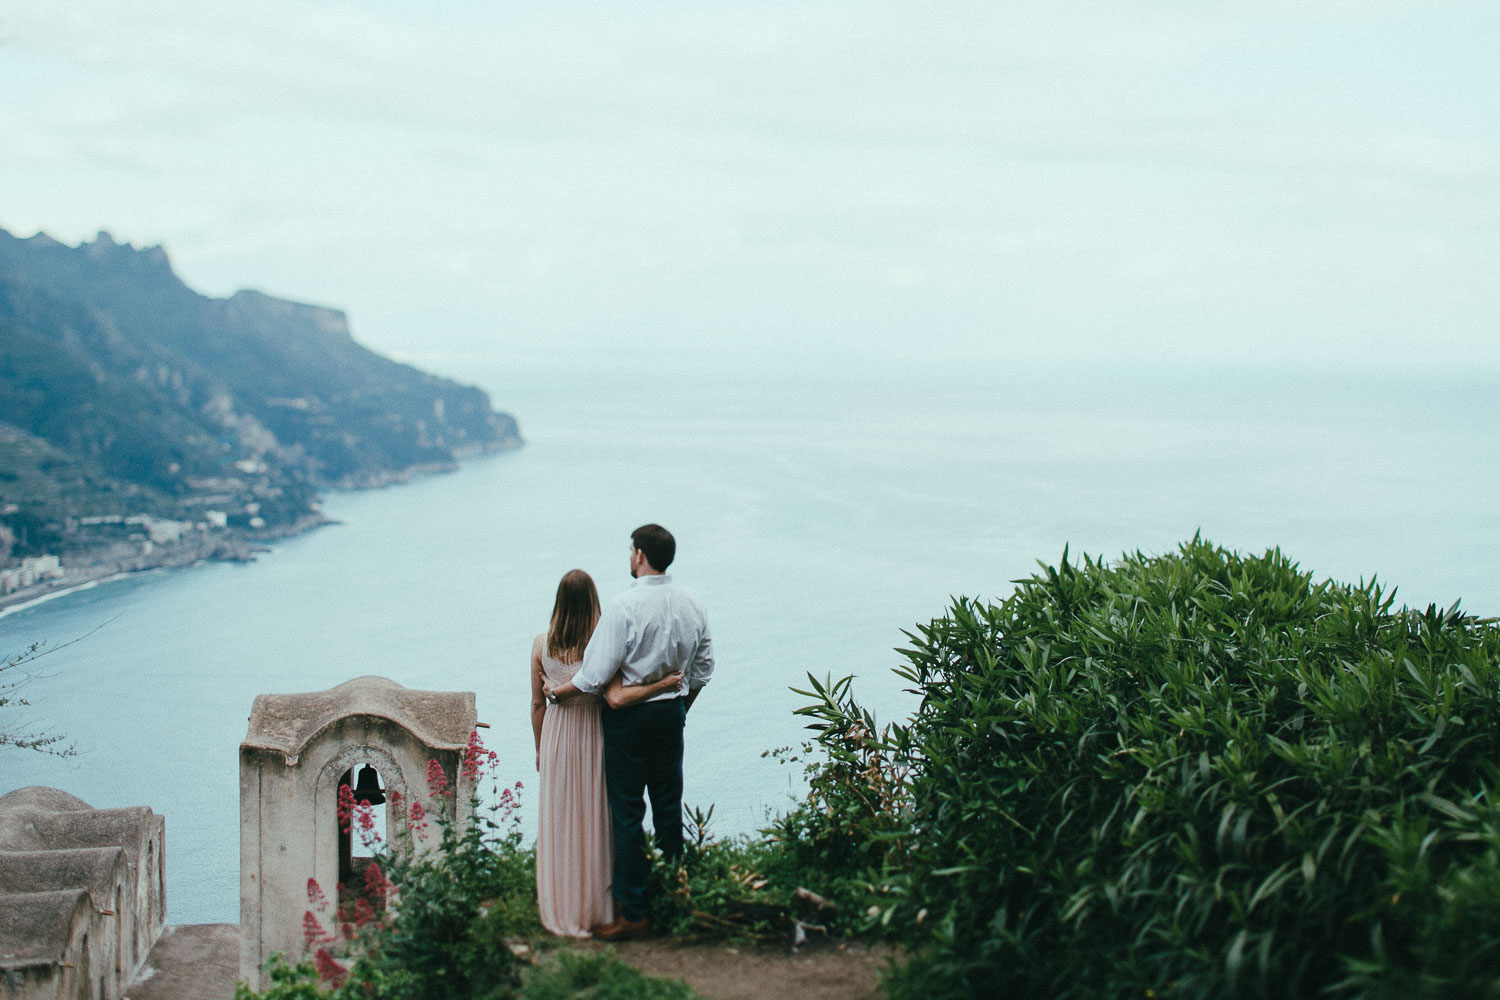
[0, 227, 520, 559]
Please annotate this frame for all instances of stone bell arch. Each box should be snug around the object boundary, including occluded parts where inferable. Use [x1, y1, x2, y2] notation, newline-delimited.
[238, 676, 476, 989]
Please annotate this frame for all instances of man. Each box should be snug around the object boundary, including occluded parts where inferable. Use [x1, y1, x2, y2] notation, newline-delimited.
[544, 523, 714, 940]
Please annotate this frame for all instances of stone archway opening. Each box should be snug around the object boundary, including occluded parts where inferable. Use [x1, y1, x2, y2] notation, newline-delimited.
[337, 764, 387, 911]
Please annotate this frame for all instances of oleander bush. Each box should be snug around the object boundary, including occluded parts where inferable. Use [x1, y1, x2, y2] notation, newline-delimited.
[796, 536, 1500, 998]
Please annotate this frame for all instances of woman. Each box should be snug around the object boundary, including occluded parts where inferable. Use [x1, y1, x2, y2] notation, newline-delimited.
[530, 569, 680, 937]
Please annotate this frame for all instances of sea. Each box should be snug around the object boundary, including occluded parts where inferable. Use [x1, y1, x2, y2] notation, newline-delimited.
[2, 352, 1497, 924]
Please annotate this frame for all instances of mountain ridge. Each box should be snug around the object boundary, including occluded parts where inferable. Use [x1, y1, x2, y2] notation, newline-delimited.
[0, 226, 520, 574]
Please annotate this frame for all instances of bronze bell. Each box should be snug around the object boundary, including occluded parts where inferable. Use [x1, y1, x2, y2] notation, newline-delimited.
[352, 764, 385, 806]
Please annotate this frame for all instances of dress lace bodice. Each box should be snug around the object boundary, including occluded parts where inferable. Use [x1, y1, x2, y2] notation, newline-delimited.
[536, 635, 600, 702]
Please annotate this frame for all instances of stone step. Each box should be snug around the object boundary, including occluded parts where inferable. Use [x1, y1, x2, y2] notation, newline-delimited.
[125, 923, 239, 1000]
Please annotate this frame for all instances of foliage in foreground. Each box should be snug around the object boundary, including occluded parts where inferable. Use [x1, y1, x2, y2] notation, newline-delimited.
[247, 949, 699, 1000]
[237, 738, 706, 1000]
[796, 537, 1500, 998]
[1, 640, 78, 756]
[521, 949, 700, 1000]
[238, 743, 538, 1000]
[641, 804, 878, 945]
[635, 666, 916, 945]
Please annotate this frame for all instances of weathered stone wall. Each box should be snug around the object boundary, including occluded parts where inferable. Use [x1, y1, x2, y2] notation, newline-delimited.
[0, 787, 165, 1000]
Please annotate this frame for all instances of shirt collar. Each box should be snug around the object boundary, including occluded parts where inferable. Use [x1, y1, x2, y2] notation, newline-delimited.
[633, 574, 673, 587]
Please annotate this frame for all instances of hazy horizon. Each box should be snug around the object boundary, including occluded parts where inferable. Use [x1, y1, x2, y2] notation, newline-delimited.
[3, 2, 1497, 371]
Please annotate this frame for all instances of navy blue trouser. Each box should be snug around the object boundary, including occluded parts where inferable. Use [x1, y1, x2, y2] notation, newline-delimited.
[600, 697, 686, 921]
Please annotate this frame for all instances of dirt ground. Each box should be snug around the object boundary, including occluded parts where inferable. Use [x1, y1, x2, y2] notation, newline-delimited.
[569, 938, 899, 1000]
[124, 923, 895, 1000]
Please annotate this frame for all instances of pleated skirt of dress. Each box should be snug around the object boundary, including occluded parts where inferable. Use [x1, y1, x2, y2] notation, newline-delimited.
[536, 699, 614, 937]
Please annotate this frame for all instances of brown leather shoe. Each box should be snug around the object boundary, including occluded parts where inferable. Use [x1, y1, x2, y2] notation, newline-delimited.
[592, 916, 650, 941]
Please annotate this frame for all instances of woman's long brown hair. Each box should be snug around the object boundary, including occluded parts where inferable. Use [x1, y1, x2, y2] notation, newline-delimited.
[547, 569, 600, 664]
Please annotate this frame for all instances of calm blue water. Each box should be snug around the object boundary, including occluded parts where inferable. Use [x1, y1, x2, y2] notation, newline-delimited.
[2, 354, 1497, 923]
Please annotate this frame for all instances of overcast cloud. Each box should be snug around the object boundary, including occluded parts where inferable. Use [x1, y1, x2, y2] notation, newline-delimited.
[2, 1, 1496, 368]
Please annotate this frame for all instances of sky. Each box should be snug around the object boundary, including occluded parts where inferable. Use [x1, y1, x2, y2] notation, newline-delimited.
[2, 1, 1497, 371]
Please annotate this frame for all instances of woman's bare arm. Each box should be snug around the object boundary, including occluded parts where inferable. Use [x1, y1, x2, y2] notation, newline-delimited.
[604, 671, 684, 709]
[544, 678, 582, 703]
[529, 637, 546, 771]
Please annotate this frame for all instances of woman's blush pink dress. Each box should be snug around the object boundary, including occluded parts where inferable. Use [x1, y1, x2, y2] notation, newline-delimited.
[534, 634, 614, 936]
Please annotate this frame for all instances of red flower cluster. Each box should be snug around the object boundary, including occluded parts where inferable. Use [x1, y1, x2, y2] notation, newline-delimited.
[302, 910, 334, 949]
[353, 800, 380, 850]
[461, 729, 499, 780]
[307, 877, 330, 913]
[495, 779, 524, 820]
[304, 878, 341, 963]
[363, 860, 392, 903]
[408, 798, 430, 839]
[336, 783, 357, 834]
[313, 948, 348, 987]
[355, 805, 376, 833]
[351, 896, 376, 929]
[303, 872, 386, 984]
[425, 759, 449, 797]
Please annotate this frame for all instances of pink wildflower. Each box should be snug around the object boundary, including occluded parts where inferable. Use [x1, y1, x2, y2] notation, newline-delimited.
[353, 896, 376, 928]
[314, 948, 348, 987]
[306, 878, 330, 913]
[337, 783, 356, 833]
[425, 759, 449, 796]
[302, 910, 334, 948]
[408, 798, 430, 839]
[462, 729, 499, 780]
[364, 860, 392, 903]
[353, 800, 380, 848]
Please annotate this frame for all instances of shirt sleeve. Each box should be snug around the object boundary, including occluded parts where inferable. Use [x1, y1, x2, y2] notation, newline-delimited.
[687, 623, 714, 691]
[571, 604, 627, 694]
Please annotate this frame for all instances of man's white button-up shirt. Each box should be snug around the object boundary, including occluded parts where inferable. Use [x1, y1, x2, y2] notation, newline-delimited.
[571, 574, 714, 702]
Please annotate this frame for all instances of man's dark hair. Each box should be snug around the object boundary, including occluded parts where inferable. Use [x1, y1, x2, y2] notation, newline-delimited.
[631, 523, 675, 573]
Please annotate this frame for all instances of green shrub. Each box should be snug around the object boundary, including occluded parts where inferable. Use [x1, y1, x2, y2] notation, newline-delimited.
[798, 537, 1500, 998]
[770, 678, 911, 878]
[244, 942, 703, 1000]
[348, 776, 538, 1000]
[520, 949, 701, 1000]
[642, 803, 883, 944]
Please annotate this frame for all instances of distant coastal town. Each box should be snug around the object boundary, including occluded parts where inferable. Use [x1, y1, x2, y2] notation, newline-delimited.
[0, 509, 330, 616]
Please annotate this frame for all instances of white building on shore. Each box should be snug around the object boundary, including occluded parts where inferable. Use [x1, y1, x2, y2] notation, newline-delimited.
[0, 555, 64, 595]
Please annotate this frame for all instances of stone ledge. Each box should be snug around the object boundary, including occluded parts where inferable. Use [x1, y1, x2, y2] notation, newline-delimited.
[125, 924, 240, 1000]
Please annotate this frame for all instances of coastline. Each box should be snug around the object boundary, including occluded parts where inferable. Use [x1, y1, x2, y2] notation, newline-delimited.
[0, 569, 144, 620]
[0, 437, 522, 621]
[0, 513, 336, 620]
